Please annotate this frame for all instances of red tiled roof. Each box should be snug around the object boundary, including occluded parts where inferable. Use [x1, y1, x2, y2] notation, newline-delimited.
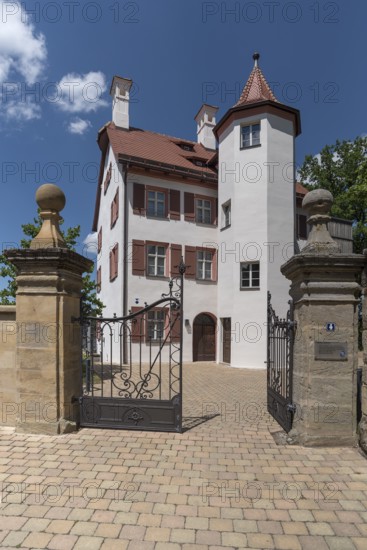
[296, 182, 308, 195]
[236, 64, 278, 107]
[105, 123, 217, 177]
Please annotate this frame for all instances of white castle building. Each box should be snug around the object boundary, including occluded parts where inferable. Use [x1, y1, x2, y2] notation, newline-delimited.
[93, 53, 351, 369]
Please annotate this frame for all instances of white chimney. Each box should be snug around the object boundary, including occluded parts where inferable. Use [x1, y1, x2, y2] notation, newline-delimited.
[110, 76, 133, 129]
[194, 104, 219, 150]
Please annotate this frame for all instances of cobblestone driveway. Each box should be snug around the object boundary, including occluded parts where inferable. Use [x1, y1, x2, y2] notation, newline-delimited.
[0, 362, 366, 549]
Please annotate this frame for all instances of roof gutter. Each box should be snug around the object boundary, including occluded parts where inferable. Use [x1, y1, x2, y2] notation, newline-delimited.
[117, 154, 218, 185]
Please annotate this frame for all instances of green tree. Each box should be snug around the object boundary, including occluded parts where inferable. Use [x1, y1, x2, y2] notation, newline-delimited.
[0, 212, 104, 316]
[299, 136, 367, 253]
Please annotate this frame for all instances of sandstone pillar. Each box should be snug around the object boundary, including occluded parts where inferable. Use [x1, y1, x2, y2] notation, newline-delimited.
[281, 189, 364, 446]
[5, 184, 93, 434]
[359, 251, 367, 452]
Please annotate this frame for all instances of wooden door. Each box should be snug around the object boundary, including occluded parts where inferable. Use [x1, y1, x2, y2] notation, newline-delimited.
[193, 314, 216, 361]
[222, 318, 231, 364]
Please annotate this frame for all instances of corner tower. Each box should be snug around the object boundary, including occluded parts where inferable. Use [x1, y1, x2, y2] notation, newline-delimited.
[214, 53, 301, 368]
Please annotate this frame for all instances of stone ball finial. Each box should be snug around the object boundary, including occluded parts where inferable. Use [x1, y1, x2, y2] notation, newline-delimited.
[36, 184, 66, 213]
[300, 188, 339, 254]
[302, 188, 333, 216]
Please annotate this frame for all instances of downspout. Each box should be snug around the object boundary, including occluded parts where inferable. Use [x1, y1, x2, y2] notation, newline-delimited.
[122, 162, 129, 364]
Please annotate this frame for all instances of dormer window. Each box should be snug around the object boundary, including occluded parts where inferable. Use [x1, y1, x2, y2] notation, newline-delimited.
[176, 141, 195, 152]
[241, 123, 260, 149]
[189, 157, 207, 168]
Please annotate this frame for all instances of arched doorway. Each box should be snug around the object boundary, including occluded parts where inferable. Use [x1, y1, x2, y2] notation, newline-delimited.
[193, 313, 216, 362]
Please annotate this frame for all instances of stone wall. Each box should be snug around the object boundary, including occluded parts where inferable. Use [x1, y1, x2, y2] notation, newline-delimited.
[0, 305, 17, 427]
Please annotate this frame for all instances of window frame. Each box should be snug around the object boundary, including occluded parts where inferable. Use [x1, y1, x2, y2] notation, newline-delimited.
[146, 186, 168, 219]
[196, 249, 213, 281]
[146, 243, 167, 278]
[103, 163, 112, 194]
[109, 243, 119, 282]
[240, 262, 260, 290]
[110, 188, 119, 228]
[147, 309, 166, 342]
[221, 200, 231, 230]
[240, 122, 261, 149]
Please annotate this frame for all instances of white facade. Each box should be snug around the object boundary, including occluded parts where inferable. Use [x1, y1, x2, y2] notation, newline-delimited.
[94, 58, 304, 369]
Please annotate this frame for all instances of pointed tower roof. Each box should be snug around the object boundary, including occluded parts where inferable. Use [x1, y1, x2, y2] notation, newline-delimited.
[235, 52, 278, 106]
[214, 52, 301, 139]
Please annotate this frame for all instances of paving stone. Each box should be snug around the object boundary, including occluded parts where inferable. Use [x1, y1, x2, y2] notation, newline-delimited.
[73, 535, 104, 550]
[22, 532, 53, 548]
[273, 534, 302, 550]
[247, 533, 274, 549]
[47, 534, 79, 550]
[0, 364, 367, 550]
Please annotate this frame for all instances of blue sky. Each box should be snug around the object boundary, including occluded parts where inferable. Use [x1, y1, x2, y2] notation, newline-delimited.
[0, 0, 366, 286]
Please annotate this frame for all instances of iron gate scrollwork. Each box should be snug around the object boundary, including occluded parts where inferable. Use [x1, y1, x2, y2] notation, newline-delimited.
[76, 262, 185, 433]
[267, 291, 296, 433]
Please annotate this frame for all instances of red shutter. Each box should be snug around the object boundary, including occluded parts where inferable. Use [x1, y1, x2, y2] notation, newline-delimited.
[115, 190, 119, 221]
[110, 200, 114, 228]
[132, 240, 145, 276]
[133, 183, 146, 214]
[109, 250, 113, 281]
[97, 267, 101, 292]
[170, 244, 182, 276]
[170, 310, 181, 342]
[184, 193, 195, 222]
[98, 228, 102, 253]
[185, 246, 197, 279]
[104, 163, 112, 193]
[212, 198, 218, 225]
[114, 244, 118, 279]
[170, 190, 180, 220]
[130, 307, 145, 343]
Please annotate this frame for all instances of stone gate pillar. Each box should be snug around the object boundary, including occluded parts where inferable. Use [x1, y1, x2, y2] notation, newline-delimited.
[5, 184, 93, 435]
[359, 252, 367, 452]
[281, 189, 364, 446]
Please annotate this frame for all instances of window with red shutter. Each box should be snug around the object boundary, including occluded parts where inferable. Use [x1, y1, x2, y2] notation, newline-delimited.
[184, 193, 195, 222]
[133, 183, 146, 215]
[97, 227, 102, 253]
[169, 190, 180, 220]
[97, 266, 101, 292]
[110, 244, 118, 281]
[169, 310, 181, 342]
[111, 189, 119, 228]
[185, 246, 197, 279]
[130, 307, 145, 343]
[132, 240, 146, 276]
[104, 163, 112, 193]
[170, 244, 182, 276]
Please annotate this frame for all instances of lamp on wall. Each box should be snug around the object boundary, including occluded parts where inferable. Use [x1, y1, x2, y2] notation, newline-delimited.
[185, 319, 190, 328]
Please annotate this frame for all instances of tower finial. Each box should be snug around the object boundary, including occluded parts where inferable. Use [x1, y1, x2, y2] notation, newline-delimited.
[253, 52, 260, 67]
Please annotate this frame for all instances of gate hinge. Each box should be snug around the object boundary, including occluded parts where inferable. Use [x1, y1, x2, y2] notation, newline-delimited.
[287, 403, 296, 414]
[71, 396, 83, 405]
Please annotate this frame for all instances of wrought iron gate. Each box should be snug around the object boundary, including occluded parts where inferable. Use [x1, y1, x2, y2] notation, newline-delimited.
[75, 264, 185, 433]
[267, 292, 296, 433]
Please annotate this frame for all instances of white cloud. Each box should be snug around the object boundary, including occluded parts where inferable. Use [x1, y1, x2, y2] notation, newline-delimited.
[83, 232, 98, 257]
[68, 117, 91, 135]
[4, 96, 41, 121]
[0, 1, 47, 84]
[55, 71, 108, 114]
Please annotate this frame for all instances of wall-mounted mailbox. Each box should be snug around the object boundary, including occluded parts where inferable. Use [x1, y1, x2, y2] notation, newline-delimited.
[315, 341, 348, 361]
